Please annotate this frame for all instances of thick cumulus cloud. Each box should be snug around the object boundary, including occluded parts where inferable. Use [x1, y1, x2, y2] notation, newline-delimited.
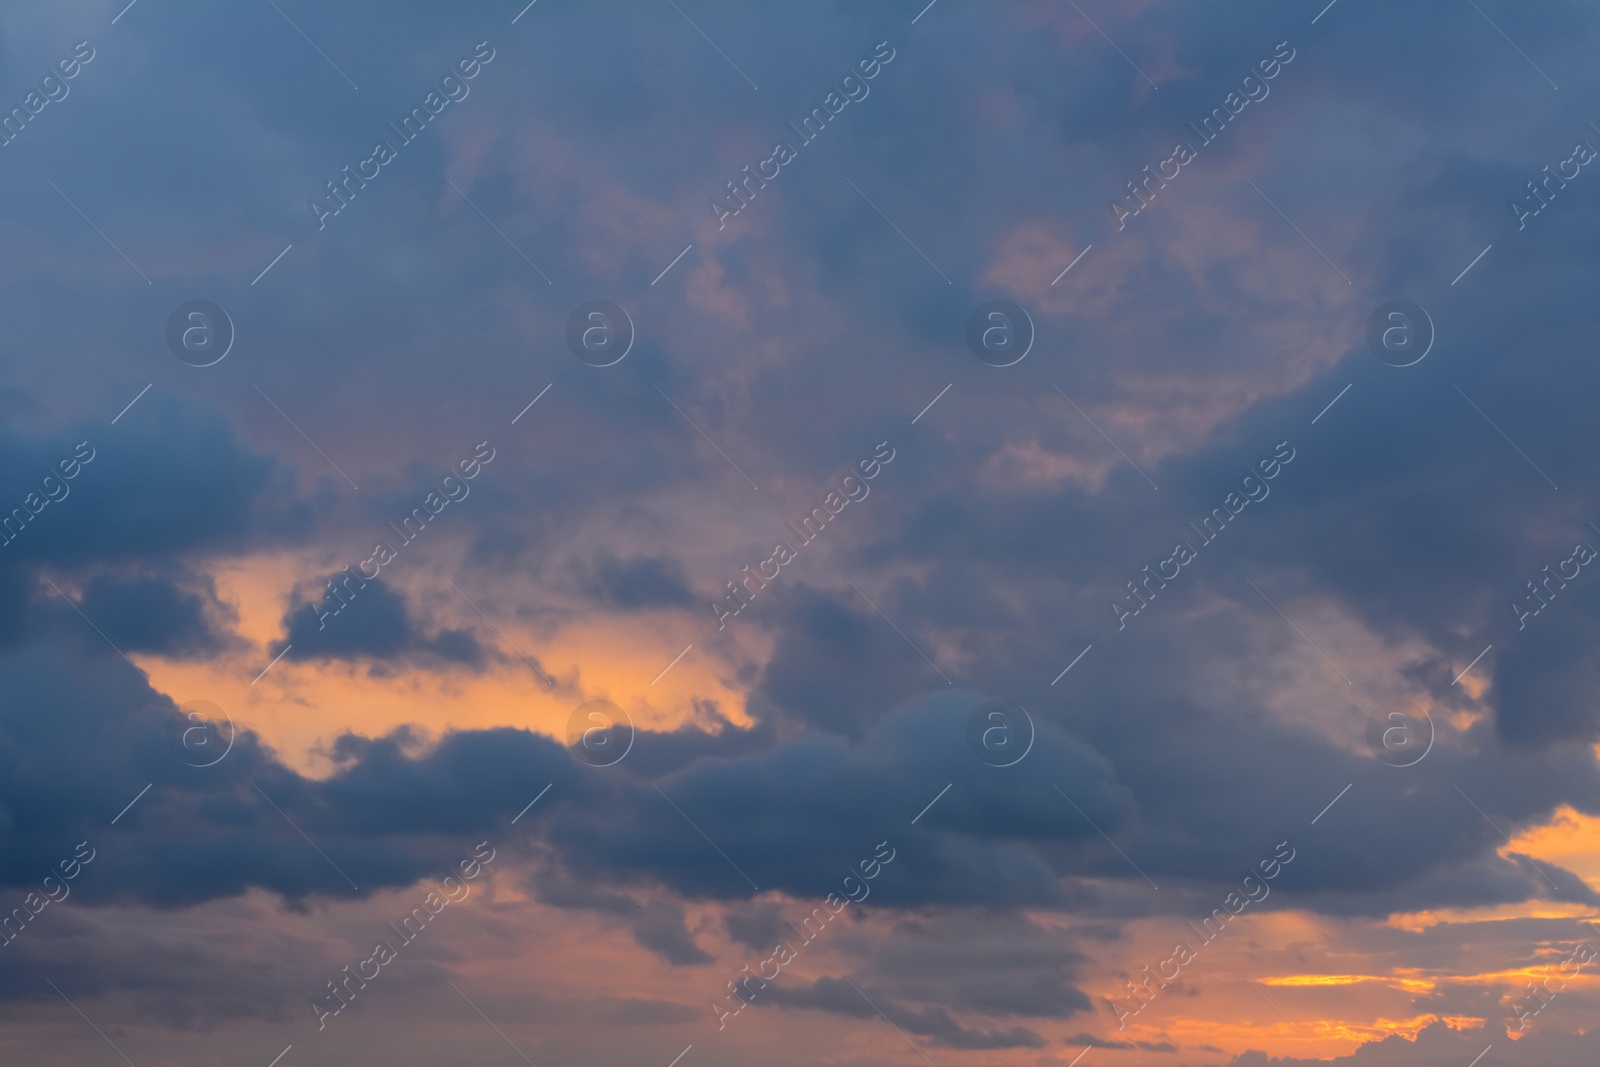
[0, 396, 308, 650]
[6, 618, 1594, 945]
[0, 628, 1114, 912]
[0, 395, 307, 568]
[277, 577, 484, 667]
[0, 382, 306, 682]
[747, 584, 949, 739]
[0, 641, 510, 909]
[74, 568, 237, 658]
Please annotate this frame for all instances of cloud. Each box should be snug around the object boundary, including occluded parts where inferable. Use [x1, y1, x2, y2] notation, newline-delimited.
[582, 552, 697, 610]
[0, 397, 309, 650]
[1065, 1032, 1178, 1052]
[11, 0, 1600, 1061]
[722, 899, 793, 952]
[73, 569, 237, 658]
[0, 631, 1125, 920]
[1227, 1019, 1591, 1067]
[277, 578, 484, 668]
[760, 976, 1047, 1049]
[748, 585, 946, 739]
[0, 395, 308, 568]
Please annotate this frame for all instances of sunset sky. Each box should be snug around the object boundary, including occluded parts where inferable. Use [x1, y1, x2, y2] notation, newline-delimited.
[4, 2, 1600, 1066]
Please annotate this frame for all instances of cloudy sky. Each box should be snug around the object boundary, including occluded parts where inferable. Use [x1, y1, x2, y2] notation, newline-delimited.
[4, 1, 1600, 1065]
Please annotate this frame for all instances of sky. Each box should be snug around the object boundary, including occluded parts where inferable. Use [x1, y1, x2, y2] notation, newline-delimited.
[2, 1, 1600, 1065]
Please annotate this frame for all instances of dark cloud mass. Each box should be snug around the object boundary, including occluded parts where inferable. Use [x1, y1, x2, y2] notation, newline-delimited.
[4, 0, 1600, 1063]
[74, 569, 235, 657]
[279, 578, 485, 667]
[583, 552, 697, 610]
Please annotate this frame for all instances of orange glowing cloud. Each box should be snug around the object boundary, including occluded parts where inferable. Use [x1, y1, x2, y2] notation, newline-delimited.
[134, 553, 752, 774]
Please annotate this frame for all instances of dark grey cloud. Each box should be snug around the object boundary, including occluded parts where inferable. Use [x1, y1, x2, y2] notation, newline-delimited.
[528, 861, 711, 966]
[746, 584, 945, 739]
[722, 899, 793, 952]
[73, 568, 236, 658]
[760, 975, 1047, 1049]
[0, 631, 1124, 919]
[278, 577, 484, 667]
[0, 397, 310, 654]
[582, 552, 697, 610]
[1066, 1032, 1178, 1052]
[0, 395, 309, 568]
